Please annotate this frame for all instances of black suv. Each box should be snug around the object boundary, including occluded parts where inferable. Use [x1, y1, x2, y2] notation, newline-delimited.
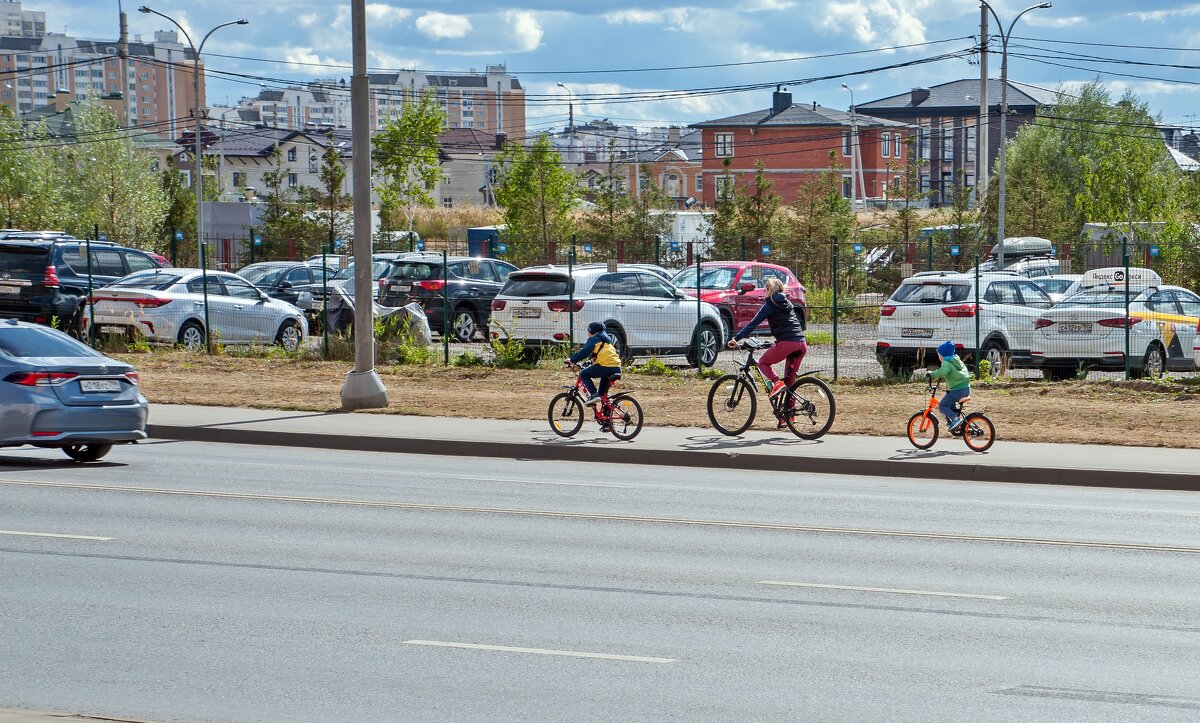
[378, 255, 518, 341]
[236, 261, 336, 306]
[0, 237, 166, 335]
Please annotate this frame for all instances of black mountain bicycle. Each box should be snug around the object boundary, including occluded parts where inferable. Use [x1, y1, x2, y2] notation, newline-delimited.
[706, 338, 835, 439]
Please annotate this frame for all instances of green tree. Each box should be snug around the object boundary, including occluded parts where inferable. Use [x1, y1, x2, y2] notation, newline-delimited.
[493, 133, 578, 265]
[708, 156, 740, 255]
[374, 88, 446, 241]
[735, 160, 781, 254]
[582, 140, 624, 255]
[299, 130, 352, 249]
[623, 163, 675, 256]
[258, 144, 321, 257]
[785, 151, 854, 286]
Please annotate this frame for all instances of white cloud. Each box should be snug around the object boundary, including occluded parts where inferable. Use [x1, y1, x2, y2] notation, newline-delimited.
[746, 0, 796, 10]
[366, 4, 413, 28]
[1024, 15, 1085, 29]
[820, 2, 877, 44]
[283, 48, 345, 71]
[297, 13, 321, 29]
[602, 8, 693, 31]
[415, 12, 473, 39]
[819, 0, 933, 46]
[369, 50, 421, 70]
[1130, 5, 1200, 22]
[505, 10, 543, 51]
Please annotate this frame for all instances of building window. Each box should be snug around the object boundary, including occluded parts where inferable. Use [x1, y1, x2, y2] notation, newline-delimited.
[233, 171, 245, 187]
[966, 125, 977, 163]
[941, 124, 954, 159]
[288, 172, 298, 187]
[286, 148, 296, 162]
[715, 176, 732, 200]
[842, 175, 852, 198]
[881, 133, 892, 158]
[842, 131, 852, 156]
[696, 176, 703, 193]
[442, 197, 453, 208]
[919, 126, 931, 160]
[140, 72, 148, 80]
[714, 132, 734, 157]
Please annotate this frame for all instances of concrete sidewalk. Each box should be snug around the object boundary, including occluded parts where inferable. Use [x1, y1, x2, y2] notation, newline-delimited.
[145, 404, 1200, 491]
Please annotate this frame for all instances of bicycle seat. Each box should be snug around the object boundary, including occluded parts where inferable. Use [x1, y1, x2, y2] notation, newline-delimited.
[610, 373, 622, 381]
[958, 396, 971, 406]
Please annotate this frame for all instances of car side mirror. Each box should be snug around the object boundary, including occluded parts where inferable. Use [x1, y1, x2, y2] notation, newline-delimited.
[278, 281, 292, 289]
[258, 290, 270, 301]
[738, 282, 755, 294]
[673, 290, 686, 300]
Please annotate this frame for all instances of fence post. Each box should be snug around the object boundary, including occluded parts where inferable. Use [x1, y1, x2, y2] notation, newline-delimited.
[200, 242, 212, 355]
[926, 234, 933, 272]
[321, 241, 329, 360]
[568, 234, 576, 346]
[740, 236, 746, 261]
[832, 238, 839, 381]
[249, 226, 255, 265]
[655, 234, 661, 267]
[974, 255, 981, 379]
[1124, 242, 1131, 380]
[170, 226, 177, 267]
[86, 228, 94, 346]
[441, 250, 450, 365]
[695, 250, 702, 370]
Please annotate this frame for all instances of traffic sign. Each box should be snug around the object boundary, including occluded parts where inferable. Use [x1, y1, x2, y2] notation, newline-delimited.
[761, 244, 771, 255]
[335, 238, 345, 249]
[253, 234, 262, 247]
[174, 230, 184, 241]
[416, 240, 426, 251]
[1150, 244, 1160, 257]
[853, 242, 863, 253]
[583, 243, 592, 254]
[670, 241, 680, 252]
[98, 232, 108, 242]
[950, 245, 960, 257]
[497, 242, 507, 253]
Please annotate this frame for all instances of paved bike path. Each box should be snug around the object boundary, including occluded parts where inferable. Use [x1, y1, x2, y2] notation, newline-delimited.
[145, 404, 1200, 491]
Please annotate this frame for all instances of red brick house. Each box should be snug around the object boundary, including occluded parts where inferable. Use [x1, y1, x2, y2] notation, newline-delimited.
[690, 89, 911, 206]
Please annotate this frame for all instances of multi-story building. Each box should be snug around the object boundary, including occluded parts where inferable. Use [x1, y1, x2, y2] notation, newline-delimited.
[690, 89, 910, 206]
[209, 65, 525, 140]
[0, 20, 200, 135]
[856, 79, 1056, 206]
[0, 0, 43, 38]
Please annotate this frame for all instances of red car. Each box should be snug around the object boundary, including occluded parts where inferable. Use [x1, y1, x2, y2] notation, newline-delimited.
[671, 261, 806, 336]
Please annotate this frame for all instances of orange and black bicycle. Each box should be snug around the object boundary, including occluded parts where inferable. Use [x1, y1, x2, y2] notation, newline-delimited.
[907, 377, 995, 452]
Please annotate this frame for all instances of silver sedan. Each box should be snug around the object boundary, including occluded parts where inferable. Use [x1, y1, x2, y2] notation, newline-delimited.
[86, 268, 308, 351]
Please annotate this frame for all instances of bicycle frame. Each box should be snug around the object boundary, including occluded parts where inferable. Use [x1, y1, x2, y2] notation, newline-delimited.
[565, 363, 620, 422]
[915, 378, 943, 434]
[735, 348, 822, 396]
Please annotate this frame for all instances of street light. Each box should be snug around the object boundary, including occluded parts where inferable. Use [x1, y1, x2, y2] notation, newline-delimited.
[841, 83, 863, 210]
[556, 82, 574, 164]
[138, 6, 247, 264]
[980, 1, 1051, 270]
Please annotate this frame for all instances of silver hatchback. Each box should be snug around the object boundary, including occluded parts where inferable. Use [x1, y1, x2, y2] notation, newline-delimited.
[0, 320, 147, 462]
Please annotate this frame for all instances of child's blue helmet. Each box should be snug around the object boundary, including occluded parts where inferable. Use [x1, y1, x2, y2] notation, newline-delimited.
[587, 321, 606, 334]
[937, 341, 957, 357]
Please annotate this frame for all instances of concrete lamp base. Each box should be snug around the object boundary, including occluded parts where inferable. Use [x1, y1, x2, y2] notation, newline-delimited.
[341, 369, 389, 410]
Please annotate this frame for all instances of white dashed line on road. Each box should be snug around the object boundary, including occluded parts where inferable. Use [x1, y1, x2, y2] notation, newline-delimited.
[0, 529, 113, 541]
[403, 640, 676, 663]
[756, 581, 1008, 600]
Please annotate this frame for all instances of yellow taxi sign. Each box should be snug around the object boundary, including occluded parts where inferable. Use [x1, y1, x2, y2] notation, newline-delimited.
[1079, 267, 1160, 291]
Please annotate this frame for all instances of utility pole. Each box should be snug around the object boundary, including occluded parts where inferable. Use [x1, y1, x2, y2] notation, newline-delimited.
[557, 82, 574, 164]
[978, 4, 989, 200]
[340, 0, 388, 409]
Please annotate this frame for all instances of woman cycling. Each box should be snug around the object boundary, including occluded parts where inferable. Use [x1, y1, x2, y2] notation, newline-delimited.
[727, 276, 807, 403]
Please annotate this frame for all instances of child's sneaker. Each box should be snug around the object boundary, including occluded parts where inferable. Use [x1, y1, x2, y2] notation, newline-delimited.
[581, 394, 601, 406]
[948, 418, 964, 434]
[768, 380, 787, 398]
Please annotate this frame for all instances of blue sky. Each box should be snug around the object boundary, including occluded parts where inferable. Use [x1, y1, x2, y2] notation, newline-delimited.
[37, 1, 1200, 131]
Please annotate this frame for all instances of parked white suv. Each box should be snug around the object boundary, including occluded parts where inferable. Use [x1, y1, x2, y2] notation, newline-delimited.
[876, 270, 1053, 376]
[489, 265, 725, 367]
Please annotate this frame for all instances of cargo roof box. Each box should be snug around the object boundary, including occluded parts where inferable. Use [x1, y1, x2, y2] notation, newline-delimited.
[988, 236, 1053, 259]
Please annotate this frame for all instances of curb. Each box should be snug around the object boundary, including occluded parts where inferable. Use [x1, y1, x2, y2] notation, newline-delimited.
[147, 424, 1200, 492]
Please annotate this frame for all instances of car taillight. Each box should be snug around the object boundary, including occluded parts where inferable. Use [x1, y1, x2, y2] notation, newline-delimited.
[124, 371, 140, 384]
[416, 280, 445, 291]
[1097, 317, 1143, 328]
[90, 295, 172, 308]
[941, 304, 977, 318]
[4, 371, 79, 386]
[1033, 318, 1054, 329]
[491, 300, 506, 311]
[546, 300, 585, 312]
[880, 304, 896, 317]
[43, 265, 60, 288]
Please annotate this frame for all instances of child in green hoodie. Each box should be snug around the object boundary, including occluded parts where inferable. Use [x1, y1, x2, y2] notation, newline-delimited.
[930, 340, 971, 432]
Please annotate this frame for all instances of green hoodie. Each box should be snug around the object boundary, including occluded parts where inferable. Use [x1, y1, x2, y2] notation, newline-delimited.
[931, 354, 971, 391]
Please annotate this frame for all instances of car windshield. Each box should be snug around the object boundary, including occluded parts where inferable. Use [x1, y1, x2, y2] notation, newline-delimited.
[238, 265, 289, 286]
[1035, 279, 1076, 295]
[890, 282, 971, 303]
[500, 274, 573, 297]
[334, 261, 391, 281]
[0, 326, 103, 358]
[388, 262, 441, 281]
[671, 267, 737, 290]
[1057, 291, 1145, 308]
[0, 247, 48, 275]
[108, 270, 182, 290]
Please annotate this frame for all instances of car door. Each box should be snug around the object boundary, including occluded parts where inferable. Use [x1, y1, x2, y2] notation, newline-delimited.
[1012, 280, 1053, 356]
[186, 274, 231, 338]
[637, 272, 691, 348]
[733, 265, 764, 329]
[279, 266, 312, 305]
[590, 272, 643, 346]
[1146, 289, 1192, 367]
[221, 274, 275, 342]
[1172, 291, 1200, 369]
[460, 260, 500, 316]
[89, 248, 128, 287]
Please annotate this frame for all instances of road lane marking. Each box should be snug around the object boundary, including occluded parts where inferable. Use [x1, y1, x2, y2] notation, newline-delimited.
[0, 529, 112, 541]
[2, 478, 1198, 554]
[756, 581, 1008, 600]
[403, 640, 675, 663]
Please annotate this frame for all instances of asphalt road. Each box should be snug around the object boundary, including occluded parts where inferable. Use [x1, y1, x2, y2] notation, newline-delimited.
[1, 442, 1198, 722]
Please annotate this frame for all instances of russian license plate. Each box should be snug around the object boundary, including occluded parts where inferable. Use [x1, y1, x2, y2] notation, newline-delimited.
[1059, 322, 1092, 333]
[99, 326, 125, 334]
[80, 379, 121, 393]
[391, 284, 411, 293]
[901, 328, 934, 338]
[513, 308, 541, 318]
[0, 285, 20, 295]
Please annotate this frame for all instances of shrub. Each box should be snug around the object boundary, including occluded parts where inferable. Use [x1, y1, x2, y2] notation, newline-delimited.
[695, 366, 726, 381]
[630, 357, 678, 377]
[491, 334, 533, 369]
[452, 350, 490, 367]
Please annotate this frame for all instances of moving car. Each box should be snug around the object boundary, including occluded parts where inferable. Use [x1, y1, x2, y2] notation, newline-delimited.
[0, 320, 147, 462]
[85, 268, 308, 352]
[236, 261, 336, 305]
[671, 261, 806, 337]
[379, 255, 519, 342]
[876, 270, 1053, 376]
[0, 237, 166, 336]
[489, 265, 725, 367]
[1030, 268, 1200, 379]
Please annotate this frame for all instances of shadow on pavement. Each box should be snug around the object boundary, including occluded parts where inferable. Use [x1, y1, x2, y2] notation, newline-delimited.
[531, 434, 628, 446]
[680, 434, 821, 451]
[889, 448, 982, 461]
[185, 411, 346, 429]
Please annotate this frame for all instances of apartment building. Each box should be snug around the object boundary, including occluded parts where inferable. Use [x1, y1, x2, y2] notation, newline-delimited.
[0, 0, 43, 37]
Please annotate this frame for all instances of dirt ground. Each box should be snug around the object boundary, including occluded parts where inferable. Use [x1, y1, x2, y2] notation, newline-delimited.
[118, 351, 1200, 448]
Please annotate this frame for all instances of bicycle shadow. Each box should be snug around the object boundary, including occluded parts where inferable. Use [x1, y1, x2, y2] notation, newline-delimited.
[889, 448, 984, 461]
[680, 434, 822, 451]
[530, 434, 630, 446]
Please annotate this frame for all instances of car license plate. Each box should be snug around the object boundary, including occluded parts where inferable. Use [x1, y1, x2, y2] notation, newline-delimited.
[1059, 322, 1092, 333]
[99, 326, 125, 334]
[80, 379, 121, 393]
[391, 284, 411, 293]
[513, 308, 541, 318]
[901, 328, 934, 338]
[0, 285, 20, 295]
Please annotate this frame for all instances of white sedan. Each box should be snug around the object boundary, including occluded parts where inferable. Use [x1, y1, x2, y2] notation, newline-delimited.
[85, 268, 308, 351]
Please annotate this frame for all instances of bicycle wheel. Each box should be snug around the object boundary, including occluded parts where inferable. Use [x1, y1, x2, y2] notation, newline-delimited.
[961, 412, 995, 452]
[784, 377, 836, 440]
[608, 394, 644, 441]
[548, 392, 584, 437]
[906, 412, 938, 449]
[707, 374, 756, 436]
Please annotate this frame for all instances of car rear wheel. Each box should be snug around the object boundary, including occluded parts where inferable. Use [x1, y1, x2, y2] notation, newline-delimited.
[451, 307, 477, 342]
[1132, 343, 1166, 380]
[275, 319, 303, 352]
[178, 321, 205, 352]
[63, 443, 112, 463]
[604, 323, 631, 364]
[978, 340, 1006, 374]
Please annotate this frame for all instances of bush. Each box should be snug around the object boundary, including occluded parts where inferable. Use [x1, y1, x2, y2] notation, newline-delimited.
[695, 366, 726, 381]
[452, 350, 490, 367]
[491, 334, 533, 369]
[630, 357, 678, 377]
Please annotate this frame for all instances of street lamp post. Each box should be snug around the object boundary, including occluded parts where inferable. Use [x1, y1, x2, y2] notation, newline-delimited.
[841, 83, 865, 211]
[556, 82, 574, 164]
[980, 1, 1051, 270]
[138, 6, 247, 263]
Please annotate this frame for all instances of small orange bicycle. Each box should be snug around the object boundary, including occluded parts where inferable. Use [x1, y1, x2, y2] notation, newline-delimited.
[907, 377, 995, 452]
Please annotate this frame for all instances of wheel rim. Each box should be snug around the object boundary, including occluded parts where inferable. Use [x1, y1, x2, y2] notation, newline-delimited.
[784, 379, 835, 439]
[907, 413, 937, 447]
[963, 415, 995, 451]
[280, 324, 301, 351]
[699, 328, 718, 365]
[610, 398, 642, 438]
[453, 312, 475, 341]
[1145, 347, 1164, 377]
[181, 326, 203, 351]
[984, 346, 1003, 368]
[709, 378, 754, 434]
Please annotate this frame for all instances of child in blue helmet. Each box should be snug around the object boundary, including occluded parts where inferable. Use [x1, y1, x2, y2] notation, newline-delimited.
[568, 321, 622, 406]
[929, 340, 971, 432]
